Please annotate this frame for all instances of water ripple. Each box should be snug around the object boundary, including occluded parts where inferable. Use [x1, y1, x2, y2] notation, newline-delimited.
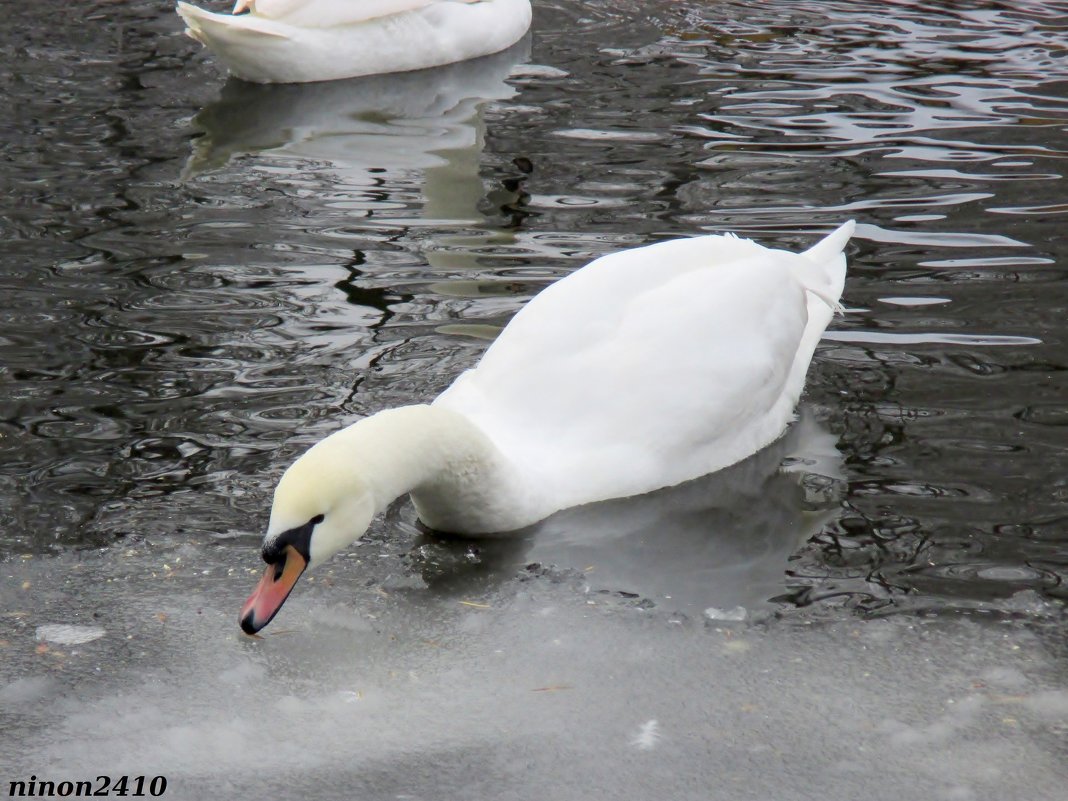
[824, 331, 1042, 347]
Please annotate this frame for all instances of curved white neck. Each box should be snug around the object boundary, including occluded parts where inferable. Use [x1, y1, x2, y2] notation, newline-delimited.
[319, 404, 543, 534]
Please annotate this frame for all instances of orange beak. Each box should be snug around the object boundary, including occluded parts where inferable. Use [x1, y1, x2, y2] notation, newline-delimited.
[239, 545, 307, 634]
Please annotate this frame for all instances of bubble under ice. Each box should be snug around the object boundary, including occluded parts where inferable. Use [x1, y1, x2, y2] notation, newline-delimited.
[1, 545, 1066, 801]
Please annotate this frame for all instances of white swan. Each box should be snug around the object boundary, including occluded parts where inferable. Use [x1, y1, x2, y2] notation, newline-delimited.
[175, 0, 532, 84]
[240, 221, 855, 633]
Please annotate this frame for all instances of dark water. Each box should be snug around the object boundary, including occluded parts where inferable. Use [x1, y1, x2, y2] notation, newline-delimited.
[3, 1, 1068, 798]
[5, 0, 1067, 612]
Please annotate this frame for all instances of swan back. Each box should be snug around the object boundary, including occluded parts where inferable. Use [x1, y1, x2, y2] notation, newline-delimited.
[176, 0, 532, 83]
[236, 0, 438, 27]
[435, 223, 854, 515]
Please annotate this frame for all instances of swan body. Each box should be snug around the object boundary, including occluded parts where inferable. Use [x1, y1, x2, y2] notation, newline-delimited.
[176, 0, 532, 84]
[239, 221, 855, 633]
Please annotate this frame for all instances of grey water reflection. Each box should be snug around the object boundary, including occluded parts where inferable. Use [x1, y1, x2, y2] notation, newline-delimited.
[185, 39, 529, 227]
[520, 412, 843, 615]
[409, 412, 843, 616]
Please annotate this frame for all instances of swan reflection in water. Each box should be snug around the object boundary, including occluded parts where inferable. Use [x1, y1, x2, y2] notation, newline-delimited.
[184, 37, 530, 226]
[410, 410, 844, 618]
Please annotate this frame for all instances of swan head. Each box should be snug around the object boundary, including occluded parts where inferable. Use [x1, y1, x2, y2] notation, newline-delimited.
[239, 441, 376, 635]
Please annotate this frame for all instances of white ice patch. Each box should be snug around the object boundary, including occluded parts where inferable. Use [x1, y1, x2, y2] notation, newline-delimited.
[704, 605, 748, 622]
[0, 677, 55, 706]
[631, 719, 660, 750]
[883, 695, 985, 748]
[1020, 690, 1068, 720]
[35, 624, 106, 645]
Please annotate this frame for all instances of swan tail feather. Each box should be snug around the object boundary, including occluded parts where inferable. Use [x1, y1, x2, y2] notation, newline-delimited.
[176, 2, 290, 42]
[802, 220, 855, 264]
[796, 220, 854, 315]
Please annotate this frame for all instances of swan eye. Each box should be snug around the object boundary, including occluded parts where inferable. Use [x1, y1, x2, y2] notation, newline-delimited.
[263, 514, 323, 564]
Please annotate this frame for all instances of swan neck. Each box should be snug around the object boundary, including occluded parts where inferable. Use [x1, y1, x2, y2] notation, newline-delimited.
[341, 405, 501, 514]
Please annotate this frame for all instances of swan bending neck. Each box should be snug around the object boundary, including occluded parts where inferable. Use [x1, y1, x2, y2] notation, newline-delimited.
[326, 404, 538, 533]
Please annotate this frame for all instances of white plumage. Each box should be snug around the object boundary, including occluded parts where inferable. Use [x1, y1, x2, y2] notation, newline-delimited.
[429, 224, 853, 527]
[239, 222, 855, 633]
[176, 0, 532, 84]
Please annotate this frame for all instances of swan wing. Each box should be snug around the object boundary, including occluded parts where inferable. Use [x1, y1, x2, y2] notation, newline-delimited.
[176, 0, 530, 83]
[238, 0, 447, 28]
[178, 2, 291, 40]
[436, 227, 852, 507]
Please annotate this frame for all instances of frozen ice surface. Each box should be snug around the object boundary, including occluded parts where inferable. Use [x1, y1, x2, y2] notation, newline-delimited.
[1, 542, 1067, 801]
[704, 606, 749, 622]
[34, 624, 107, 645]
[0, 676, 55, 707]
[631, 719, 661, 751]
[0, 416, 1064, 799]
